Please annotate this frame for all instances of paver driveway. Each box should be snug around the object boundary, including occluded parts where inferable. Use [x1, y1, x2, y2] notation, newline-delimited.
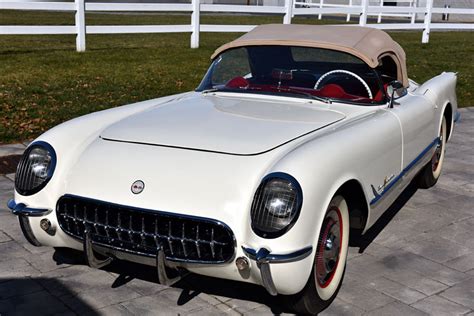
[0, 108, 473, 315]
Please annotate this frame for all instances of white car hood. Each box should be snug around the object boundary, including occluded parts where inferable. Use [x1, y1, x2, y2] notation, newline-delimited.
[100, 93, 346, 155]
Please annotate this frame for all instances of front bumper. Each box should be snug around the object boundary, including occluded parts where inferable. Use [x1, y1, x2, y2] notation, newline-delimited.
[7, 199, 52, 216]
[8, 198, 314, 295]
[242, 245, 313, 295]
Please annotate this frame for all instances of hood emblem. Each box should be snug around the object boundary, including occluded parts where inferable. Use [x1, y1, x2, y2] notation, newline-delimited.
[131, 180, 145, 194]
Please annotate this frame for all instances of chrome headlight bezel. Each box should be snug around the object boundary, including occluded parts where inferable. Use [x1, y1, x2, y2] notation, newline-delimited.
[15, 141, 57, 196]
[250, 172, 303, 239]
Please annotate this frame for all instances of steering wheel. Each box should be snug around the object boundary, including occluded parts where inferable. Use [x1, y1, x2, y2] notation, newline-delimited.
[314, 69, 373, 99]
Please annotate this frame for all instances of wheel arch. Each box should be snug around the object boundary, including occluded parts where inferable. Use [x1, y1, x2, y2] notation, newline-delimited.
[441, 102, 453, 141]
[335, 179, 369, 247]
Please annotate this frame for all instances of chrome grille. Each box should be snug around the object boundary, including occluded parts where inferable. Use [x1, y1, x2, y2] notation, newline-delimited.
[56, 195, 235, 263]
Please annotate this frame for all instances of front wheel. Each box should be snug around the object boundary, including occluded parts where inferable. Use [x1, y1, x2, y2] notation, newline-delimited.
[288, 195, 350, 315]
[418, 116, 447, 189]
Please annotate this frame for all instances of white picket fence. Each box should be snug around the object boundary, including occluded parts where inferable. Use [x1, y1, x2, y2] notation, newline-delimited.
[0, 0, 473, 51]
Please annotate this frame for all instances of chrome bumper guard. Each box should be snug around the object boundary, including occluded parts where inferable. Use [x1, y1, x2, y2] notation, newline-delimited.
[242, 245, 313, 296]
[7, 199, 52, 217]
[83, 228, 188, 286]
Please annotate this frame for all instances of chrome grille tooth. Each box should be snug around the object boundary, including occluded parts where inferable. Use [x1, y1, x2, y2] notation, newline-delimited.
[56, 196, 234, 263]
[140, 217, 146, 246]
[210, 228, 215, 258]
[117, 211, 123, 242]
[168, 220, 174, 256]
[128, 214, 134, 242]
[104, 209, 110, 238]
[195, 224, 201, 259]
[181, 222, 187, 258]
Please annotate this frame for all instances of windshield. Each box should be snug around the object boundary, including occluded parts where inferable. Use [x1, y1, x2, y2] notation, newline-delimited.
[197, 46, 386, 104]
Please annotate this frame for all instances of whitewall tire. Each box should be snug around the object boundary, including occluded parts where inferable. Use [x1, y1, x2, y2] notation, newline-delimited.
[418, 116, 447, 189]
[288, 195, 350, 315]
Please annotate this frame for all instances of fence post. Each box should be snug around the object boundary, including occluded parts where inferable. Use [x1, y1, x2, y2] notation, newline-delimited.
[410, 0, 416, 24]
[377, 0, 383, 23]
[318, 0, 324, 20]
[75, 0, 86, 52]
[346, 0, 352, 22]
[422, 0, 433, 43]
[359, 0, 368, 26]
[191, 0, 200, 48]
[284, 0, 293, 24]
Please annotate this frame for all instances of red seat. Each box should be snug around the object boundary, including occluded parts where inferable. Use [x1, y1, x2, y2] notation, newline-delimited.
[225, 77, 249, 89]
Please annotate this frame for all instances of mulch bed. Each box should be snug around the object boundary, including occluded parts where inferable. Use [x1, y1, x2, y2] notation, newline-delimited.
[0, 155, 21, 175]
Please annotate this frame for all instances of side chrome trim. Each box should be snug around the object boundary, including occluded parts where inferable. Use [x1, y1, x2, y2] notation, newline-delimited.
[370, 137, 439, 206]
[241, 246, 312, 296]
[7, 199, 52, 217]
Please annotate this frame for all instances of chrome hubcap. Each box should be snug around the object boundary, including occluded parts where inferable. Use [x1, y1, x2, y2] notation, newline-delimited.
[316, 207, 342, 288]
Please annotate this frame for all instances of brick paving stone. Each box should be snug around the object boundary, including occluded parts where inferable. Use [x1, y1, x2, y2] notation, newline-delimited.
[24, 249, 70, 274]
[0, 230, 11, 243]
[0, 290, 71, 315]
[365, 301, 428, 316]
[0, 258, 40, 279]
[444, 253, 474, 273]
[404, 186, 459, 209]
[0, 240, 34, 260]
[0, 143, 26, 157]
[56, 270, 142, 311]
[361, 249, 467, 287]
[411, 295, 471, 316]
[320, 297, 364, 316]
[336, 277, 395, 311]
[344, 254, 389, 281]
[403, 236, 472, 263]
[439, 278, 474, 310]
[0, 278, 43, 300]
[214, 303, 241, 316]
[119, 288, 214, 315]
[224, 297, 266, 314]
[383, 270, 449, 296]
[367, 276, 426, 305]
[96, 304, 135, 316]
[187, 306, 229, 316]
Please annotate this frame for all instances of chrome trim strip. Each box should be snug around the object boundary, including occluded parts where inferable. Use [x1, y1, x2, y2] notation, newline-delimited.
[241, 246, 312, 296]
[7, 199, 52, 217]
[370, 137, 439, 206]
[242, 245, 313, 264]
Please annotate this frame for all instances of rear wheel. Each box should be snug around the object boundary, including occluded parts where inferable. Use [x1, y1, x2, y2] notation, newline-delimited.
[418, 116, 447, 189]
[288, 195, 349, 315]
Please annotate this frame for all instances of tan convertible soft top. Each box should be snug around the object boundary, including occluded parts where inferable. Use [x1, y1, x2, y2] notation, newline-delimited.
[211, 24, 408, 87]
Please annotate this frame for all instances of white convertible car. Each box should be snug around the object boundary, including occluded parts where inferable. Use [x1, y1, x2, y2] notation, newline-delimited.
[9, 24, 458, 314]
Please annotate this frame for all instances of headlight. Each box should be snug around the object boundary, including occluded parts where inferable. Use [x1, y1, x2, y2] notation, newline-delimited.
[15, 141, 56, 196]
[250, 173, 303, 238]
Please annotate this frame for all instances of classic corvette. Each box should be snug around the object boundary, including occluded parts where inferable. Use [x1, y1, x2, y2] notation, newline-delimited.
[8, 24, 459, 314]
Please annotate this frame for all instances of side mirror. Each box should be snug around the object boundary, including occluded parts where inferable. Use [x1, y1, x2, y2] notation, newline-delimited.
[387, 80, 404, 108]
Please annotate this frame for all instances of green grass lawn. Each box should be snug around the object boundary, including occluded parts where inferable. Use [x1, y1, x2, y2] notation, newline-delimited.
[0, 10, 473, 143]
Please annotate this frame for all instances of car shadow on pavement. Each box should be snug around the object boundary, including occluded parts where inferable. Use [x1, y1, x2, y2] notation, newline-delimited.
[0, 278, 100, 315]
[52, 248, 289, 314]
[357, 180, 419, 253]
[104, 259, 288, 314]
